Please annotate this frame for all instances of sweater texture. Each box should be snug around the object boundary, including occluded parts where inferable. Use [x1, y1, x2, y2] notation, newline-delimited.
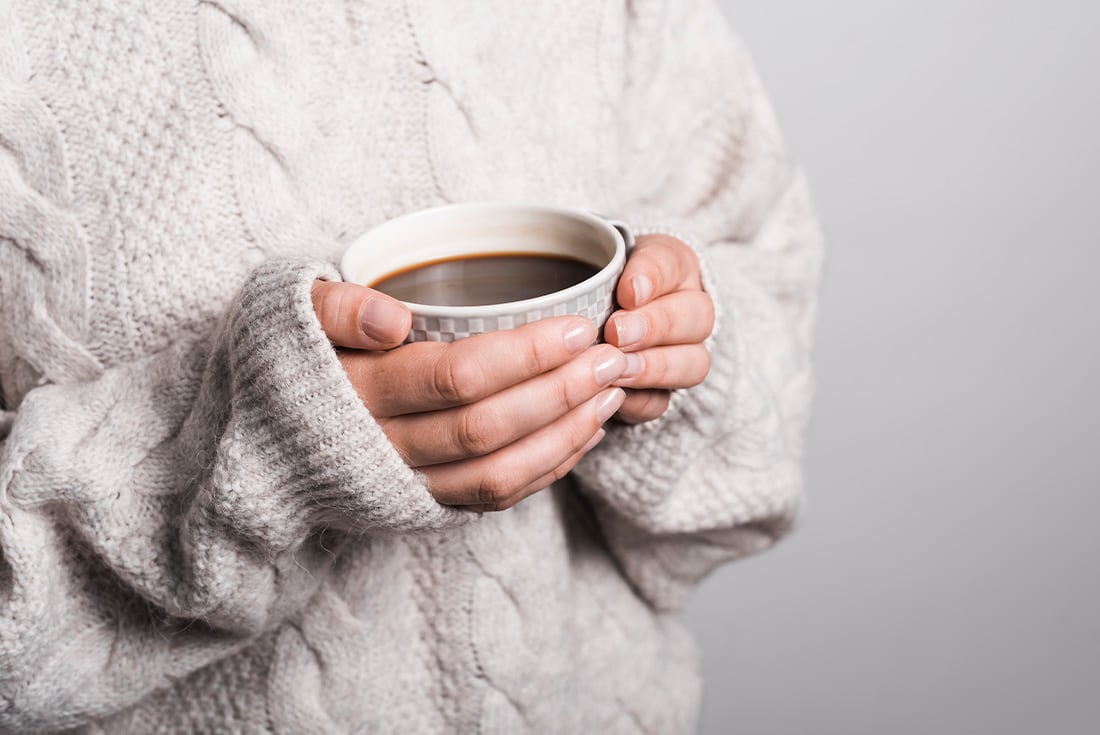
[0, 0, 823, 732]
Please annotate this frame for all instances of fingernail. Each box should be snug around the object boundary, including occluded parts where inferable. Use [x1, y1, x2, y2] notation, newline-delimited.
[595, 388, 626, 423]
[359, 297, 408, 341]
[594, 351, 627, 386]
[564, 320, 597, 353]
[580, 428, 606, 454]
[620, 352, 644, 379]
[613, 313, 647, 347]
[632, 275, 653, 305]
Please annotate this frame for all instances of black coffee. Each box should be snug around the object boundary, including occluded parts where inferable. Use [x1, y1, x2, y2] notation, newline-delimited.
[370, 253, 601, 306]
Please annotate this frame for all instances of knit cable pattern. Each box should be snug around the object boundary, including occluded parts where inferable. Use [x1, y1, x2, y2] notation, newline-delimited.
[0, 0, 99, 394]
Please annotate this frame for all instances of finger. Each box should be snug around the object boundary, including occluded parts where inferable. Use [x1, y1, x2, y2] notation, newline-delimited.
[605, 289, 715, 351]
[614, 344, 710, 390]
[615, 389, 671, 424]
[616, 234, 701, 310]
[381, 344, 626, 466]
[342, 316, 597, 417]
[420, 388, 626, 506]
[461, 429, 606, 513]
[311, 280, 412, 350]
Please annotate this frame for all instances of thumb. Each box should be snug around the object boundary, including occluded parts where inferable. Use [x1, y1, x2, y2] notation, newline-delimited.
[311, 280, 412, 350]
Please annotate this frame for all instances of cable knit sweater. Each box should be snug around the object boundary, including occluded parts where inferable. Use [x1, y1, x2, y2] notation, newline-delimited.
[0, 1, 823, 732]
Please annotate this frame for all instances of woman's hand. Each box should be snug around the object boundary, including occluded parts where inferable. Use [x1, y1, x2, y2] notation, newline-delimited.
[311, 281, 627, 512]
[605, 234, 715, 423]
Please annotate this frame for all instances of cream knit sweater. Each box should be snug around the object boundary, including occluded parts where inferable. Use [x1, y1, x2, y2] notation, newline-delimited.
[0, 1, 823, 732]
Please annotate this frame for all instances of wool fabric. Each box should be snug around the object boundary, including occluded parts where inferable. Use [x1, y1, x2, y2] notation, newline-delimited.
[0, 0, 823, 732]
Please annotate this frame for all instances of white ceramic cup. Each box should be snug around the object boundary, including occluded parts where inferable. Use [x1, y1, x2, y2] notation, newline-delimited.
[340, 202, 633, 343]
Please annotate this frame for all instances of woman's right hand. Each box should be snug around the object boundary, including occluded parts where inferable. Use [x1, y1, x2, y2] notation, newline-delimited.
[311, 280, 627, 512]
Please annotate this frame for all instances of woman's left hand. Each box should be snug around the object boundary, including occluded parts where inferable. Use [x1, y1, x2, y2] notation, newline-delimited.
[604, 234, 715, 424]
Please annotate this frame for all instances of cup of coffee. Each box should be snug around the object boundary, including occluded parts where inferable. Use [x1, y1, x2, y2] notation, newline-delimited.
[340, 202, 633, 342]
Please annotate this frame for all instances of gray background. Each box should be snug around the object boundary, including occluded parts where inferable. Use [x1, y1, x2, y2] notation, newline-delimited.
[685, 1, 1100, 733]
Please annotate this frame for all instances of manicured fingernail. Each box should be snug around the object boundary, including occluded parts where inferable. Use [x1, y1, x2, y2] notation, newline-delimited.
[581, 428, 607, 454]
[594, 351, 627, 386]
[595, 388, 626, 423]
[359, 297, 408, 341]
[612, 313, 647, 347]
[564, 320, 597, 353]
[632, 275, 653, 305]
[620, 352, 644, 379]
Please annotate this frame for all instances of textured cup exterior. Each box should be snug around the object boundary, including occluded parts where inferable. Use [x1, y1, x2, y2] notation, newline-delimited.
[407, 271, 618, 342]
[340, 203, 630, 343]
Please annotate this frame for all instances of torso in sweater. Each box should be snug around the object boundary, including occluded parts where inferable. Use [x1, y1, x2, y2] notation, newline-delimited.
[2, 1, 701, 731]
[1, 1, 821, 732]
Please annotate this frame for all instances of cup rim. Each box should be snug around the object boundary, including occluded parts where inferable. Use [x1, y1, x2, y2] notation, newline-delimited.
[340, 201, 628, 319]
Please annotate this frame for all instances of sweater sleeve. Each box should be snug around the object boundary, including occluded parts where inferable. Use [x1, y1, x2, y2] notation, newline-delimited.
[0, 257, 469, 731]
[571, 0, 825, 612]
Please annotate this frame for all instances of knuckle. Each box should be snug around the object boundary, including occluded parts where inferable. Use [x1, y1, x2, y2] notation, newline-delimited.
[432, 358, 464, 404]
[477, 468, 517, 505]
[636, 260, 663, 289]
[522, 339, 546, 377]
[433, 354, 481, 405]
[456, 407, 500, 456]
[653, 304, 676, 342]
[700, 294, 716, 336]
[520, 326, 560, 376]
[654, 234, 695, 271]
[475, 475, 503, 505]
[491, 496, 517, 512]
[556, 370, 578, 410]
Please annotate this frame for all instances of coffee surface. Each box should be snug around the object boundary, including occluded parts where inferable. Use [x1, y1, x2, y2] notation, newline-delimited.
[370, 253, 601, 306]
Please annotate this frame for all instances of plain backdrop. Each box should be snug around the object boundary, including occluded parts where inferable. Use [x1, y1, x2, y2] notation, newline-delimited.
[685, 1, 1100, 733]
